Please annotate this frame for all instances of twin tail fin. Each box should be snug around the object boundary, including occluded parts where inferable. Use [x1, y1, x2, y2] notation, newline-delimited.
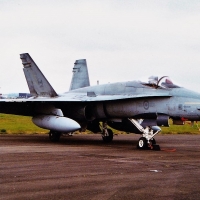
[69, 59, 90, 90]
[20, 53, 90, 96]
[20, 53, 58, 97]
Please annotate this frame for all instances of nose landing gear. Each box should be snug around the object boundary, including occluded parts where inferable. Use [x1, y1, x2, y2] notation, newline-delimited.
[137, 136, 160, 150]
[128, 118, 161, 150]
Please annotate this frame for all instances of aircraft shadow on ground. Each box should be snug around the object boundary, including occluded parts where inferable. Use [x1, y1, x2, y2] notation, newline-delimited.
[10, 134, 139, 147]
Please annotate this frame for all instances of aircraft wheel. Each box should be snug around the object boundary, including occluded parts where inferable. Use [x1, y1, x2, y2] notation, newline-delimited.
[102, 129, 113, 143]
[150, 138, 156, 145]
[49, 131, 61, 142]
[137, 137, 148, 149]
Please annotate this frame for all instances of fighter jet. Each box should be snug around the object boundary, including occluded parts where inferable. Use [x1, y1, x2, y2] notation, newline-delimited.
[0, 53, 200, 150]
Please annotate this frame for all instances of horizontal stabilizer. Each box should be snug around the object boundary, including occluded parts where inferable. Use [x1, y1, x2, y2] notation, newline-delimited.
[20, 53, 58, 97]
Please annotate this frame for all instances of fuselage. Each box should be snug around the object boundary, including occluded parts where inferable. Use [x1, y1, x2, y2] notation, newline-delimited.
[65, 80, 200, 122]
[1, 80, 200, 124]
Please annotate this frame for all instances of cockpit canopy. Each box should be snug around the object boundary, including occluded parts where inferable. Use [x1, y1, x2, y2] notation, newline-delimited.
[145, 76, 180, 88]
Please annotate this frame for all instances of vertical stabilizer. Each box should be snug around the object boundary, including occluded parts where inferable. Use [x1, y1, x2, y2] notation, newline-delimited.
[69, 59, 90, 90]
[20, 53, 58, 97]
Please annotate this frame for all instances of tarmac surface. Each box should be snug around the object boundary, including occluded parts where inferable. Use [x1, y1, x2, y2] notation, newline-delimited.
[0, 133, 200, 200]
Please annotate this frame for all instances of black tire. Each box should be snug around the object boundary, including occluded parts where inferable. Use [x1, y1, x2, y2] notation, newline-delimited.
[102, 129, 113, 143]
[49, 131, 61, 142]
[150, 138, 156, 145]
[137, 137, 148, 149]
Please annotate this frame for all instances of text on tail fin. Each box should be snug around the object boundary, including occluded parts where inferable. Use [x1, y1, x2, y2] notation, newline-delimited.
[20, 53, 58, 97]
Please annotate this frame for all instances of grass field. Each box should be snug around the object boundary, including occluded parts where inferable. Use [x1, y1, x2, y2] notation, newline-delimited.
[0, 113, 200, 135]
[0, 114, 48, 134]
[161, 120, 200, 134]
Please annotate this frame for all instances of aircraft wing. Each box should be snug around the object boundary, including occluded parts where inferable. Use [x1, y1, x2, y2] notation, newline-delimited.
[0, 92, 171, 102]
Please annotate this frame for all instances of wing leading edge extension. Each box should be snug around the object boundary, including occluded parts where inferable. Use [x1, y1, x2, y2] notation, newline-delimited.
[20, 53, 58, 97]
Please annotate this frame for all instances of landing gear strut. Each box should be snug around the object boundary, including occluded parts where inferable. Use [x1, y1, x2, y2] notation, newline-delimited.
[101, 122, 113, 143]
[128, 118, 161, 150]
[49, 131, 61, 142]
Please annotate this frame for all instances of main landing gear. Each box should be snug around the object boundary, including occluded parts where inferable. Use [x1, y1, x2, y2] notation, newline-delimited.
[49, 131, 61, 142]
[101, 122, 113, 143]
[128, 118, 161, 150]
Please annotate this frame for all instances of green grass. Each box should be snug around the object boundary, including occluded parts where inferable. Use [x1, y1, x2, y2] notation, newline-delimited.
[0, 113, 200, 134]
[162, 120, 200, 134]
[0, 114, 48, 134]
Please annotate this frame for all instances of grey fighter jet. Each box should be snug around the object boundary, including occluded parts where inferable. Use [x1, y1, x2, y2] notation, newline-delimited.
[0, 53, 200, 150]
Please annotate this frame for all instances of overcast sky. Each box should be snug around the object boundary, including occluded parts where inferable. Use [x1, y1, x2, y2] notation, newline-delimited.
[1, 0, 200, 94]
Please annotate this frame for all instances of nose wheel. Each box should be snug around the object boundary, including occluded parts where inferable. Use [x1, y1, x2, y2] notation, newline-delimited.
[137, 137, 160, 150]
[137, 137, 148, 149]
